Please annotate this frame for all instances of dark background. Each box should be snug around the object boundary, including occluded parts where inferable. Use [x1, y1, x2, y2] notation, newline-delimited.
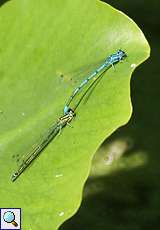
[0, 0, 10, 7]
[60, 0, 160, 230]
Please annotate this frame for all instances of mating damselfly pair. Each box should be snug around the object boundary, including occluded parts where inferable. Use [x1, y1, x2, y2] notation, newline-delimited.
[11, 49, 127, 182]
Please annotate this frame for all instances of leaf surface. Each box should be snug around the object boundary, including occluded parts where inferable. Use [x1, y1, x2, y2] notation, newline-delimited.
[0, 0, 150, 229]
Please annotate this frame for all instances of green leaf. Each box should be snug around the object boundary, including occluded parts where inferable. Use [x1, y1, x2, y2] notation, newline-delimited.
[0, 0, 150, 229]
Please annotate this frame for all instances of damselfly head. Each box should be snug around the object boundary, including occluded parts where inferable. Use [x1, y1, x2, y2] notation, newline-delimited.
[68, 108, 75, 117]
[117, 49, 127, 60]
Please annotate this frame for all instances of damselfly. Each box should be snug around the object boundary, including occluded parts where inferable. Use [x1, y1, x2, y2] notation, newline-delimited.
[11, 49, 127, 182]
[64, 49, 127, 115]
[11, 110, 74, 182]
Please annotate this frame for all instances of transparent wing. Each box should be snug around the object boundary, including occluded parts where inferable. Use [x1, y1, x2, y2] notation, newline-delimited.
[12, 121, 60, 168]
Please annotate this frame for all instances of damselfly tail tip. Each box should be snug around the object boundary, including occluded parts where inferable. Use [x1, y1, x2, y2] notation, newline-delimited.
[64, 106, 75, 115]
[64, 105, 69, 115]
[11, 173, 18, 182]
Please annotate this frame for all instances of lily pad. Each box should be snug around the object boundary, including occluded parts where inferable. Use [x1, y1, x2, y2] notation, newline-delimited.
[0, 0, 150, 229]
